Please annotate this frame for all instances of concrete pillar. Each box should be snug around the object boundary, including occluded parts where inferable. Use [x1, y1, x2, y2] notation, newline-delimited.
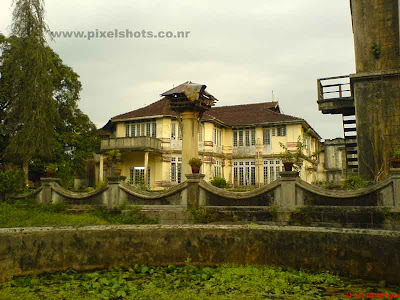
[99, 154, 104, 182]
[185, 174, 205, 210]
[107, 176, 126, 208]
[181, 111, 199, 181]
[40, 178, 61, 204]
[144, 152, 149, 187]
[279, 171, 299, 209]
[256, 157, 263, 187]
[391, 169, 400, 211]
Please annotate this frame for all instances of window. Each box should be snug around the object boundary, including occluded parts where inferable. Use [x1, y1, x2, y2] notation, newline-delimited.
[263, 160, 283, 184]
[146, 123, 151, 136]
[178, 125, 182, 140]
[152, 122, 157, 138]
[263, 128, 271, 145]
[125, 124, 130, 137]
[125, 121, 157, 138]
[233, 128, 255, 147]
[213, 128, 216, 144]
[239, 131, 243, 146]
[214, 160, 222, 178]
[171, 123, 176, 140]
[129, 167, 150, 186]
[171, 157, 182, 184]
[140, 123, 146, 136]
[233, 160, 256, 186]
[245, 130, 250, 146]
[277, 125, 286, 137]
[233, 131, 238, 147]
[131, 124, 136, 137]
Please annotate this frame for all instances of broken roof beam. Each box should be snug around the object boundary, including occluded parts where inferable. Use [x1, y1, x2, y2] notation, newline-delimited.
[161, 81, 218, 113]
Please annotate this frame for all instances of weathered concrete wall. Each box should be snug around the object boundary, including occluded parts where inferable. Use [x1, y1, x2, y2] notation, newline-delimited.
[351, 0, 400, 73]
[350, 0, 400, 179]
[323, 138, 347, 182]
[10, 170, 400, 227]
[353, 74, 400, 179]
[0, 225, 399, 284]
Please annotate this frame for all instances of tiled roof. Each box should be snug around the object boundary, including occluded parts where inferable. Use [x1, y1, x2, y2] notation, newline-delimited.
[112, 98, 176, 121]
[108, 99, 302, 127]
[203, 102, 302, 126]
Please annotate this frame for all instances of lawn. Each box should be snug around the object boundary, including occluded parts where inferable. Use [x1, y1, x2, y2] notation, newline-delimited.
[0, 199, 156, 228]
[0, 264, 398, 300]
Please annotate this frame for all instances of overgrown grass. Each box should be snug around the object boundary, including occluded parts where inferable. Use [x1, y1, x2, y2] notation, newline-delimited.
[0, 199, 156, 228]
[0, 264, 397, 300]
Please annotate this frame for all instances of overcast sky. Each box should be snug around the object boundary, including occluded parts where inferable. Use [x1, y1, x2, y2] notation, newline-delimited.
[0, 0, 355, 140]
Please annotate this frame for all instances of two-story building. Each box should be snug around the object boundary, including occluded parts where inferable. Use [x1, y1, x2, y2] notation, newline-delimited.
[98, 98, 322, 189]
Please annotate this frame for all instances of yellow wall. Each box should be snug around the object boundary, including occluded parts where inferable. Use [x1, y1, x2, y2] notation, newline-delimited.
[108, 117, 322, 186]
[116, 123, 125, 138]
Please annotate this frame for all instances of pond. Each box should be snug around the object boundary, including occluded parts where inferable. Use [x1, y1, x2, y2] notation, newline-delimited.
[1, 264, 398, 300]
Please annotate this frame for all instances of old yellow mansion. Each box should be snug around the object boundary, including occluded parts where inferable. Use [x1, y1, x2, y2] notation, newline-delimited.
[98, 97, 323, 189]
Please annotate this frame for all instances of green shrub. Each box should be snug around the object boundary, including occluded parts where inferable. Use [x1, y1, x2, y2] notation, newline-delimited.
[85, 187, 94, 193]
[0, 169, 25, 201]
[95, 180, 106, 190]
[343, 175, 369, 189]
[210, 177, 228, 189]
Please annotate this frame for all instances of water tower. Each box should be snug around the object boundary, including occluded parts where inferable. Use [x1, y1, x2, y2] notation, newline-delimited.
[317, 0, 400, 180]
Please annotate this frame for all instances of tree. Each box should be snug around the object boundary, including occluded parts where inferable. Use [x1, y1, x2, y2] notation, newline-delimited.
[3, 0, 58, 182]
[0, 1, 99, 185]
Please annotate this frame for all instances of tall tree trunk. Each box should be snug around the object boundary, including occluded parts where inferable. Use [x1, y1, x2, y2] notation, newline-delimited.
[23, 158, 29, 185]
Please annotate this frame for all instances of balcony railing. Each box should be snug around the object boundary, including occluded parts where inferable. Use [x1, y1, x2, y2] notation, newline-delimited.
[317, 75, 352, 101]
[101, 136, 162, 152]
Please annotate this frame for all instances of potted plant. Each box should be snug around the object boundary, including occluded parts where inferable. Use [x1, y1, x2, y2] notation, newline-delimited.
[280, 151, 296, 171]
[188, 158, 202, 174]
[106, 150, 122, 176]
[392, 148, 400, 168]
[45, 163, 58, 177]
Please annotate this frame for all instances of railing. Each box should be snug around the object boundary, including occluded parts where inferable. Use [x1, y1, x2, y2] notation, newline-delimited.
[101, 136, 163, 152]
[317, 75, 352, 101]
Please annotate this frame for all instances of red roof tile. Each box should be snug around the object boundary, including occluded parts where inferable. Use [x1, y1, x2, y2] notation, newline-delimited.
[112, 98, 176, 121]
[108, 99, 302, 127]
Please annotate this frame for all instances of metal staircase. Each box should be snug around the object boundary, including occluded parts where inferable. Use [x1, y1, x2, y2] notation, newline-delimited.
[317, 75, 358, 173]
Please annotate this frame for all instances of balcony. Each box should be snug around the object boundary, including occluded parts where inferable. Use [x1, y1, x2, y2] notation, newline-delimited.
[317, 75, 355, 115]
[101, 136, 163, 153]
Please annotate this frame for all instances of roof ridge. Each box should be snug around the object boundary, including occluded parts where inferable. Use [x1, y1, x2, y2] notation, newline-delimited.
[210, 101, 278, 110]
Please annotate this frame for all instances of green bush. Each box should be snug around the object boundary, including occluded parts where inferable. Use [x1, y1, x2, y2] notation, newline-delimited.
[0, 169, 25, 201]
[343, 175, 369, 190]
[210, 177, 228, 189]
[85, 187, 94, 193]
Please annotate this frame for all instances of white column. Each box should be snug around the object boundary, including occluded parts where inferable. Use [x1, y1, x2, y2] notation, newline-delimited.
[144, 152, 149, 186]
[181, 111, 199, 181]
[99, 154, 104, 182]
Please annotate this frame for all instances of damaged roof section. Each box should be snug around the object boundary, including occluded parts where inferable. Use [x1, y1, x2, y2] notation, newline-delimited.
[161, 81, 218, 112]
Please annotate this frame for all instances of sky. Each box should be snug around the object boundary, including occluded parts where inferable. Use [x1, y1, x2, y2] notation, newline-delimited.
[0, 0, 356, 140]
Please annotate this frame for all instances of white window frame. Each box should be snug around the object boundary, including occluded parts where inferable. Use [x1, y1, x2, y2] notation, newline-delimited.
[129, 167, 150, 186]
[263, 128, 271, 145]
[233, 159, 256, 186]
[171, 157, 182, 184]
[263, 159, 283, 184]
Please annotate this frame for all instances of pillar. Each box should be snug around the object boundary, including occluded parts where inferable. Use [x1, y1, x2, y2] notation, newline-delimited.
[144, 152, 149, 187]
[107, 176, 126, 208]
[39, 178, 61, 204]
[99, 154, 104, 182]
[185, 174, 205, 209]
[279, 171, 300, 209]
[181, 111, 199, 181]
